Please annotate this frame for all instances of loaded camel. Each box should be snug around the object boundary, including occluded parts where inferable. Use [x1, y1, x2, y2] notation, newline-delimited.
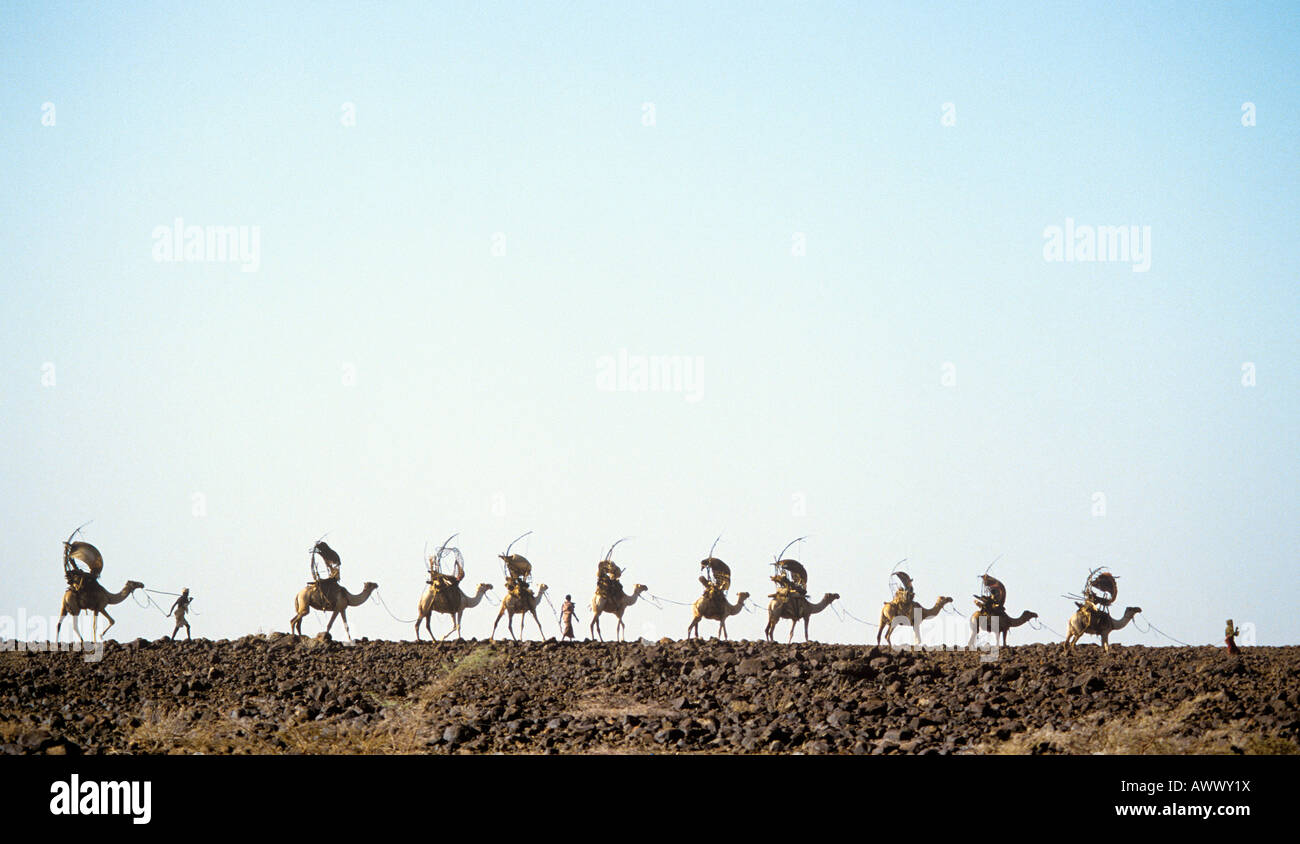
[877, 572, 953, 645]
[491, 533, 550, 641]
[416, 582, 493, 641]
[416, 533, 492, 641]
[764, 592, 840, 643]
[968, 609, 1038, 647]
[1064, 605, 1142, 652]
[590, 583, 648, 642]
[687, 590, 750, 640]
[967, 572, 1037, 647]
[764, 542, 839, 643]
[57, 579, 145, 642]
[1064, 568, 1139, 652]
[56, 530, 145, 642]
[490, 583, 549, 641]
[589, 538, 646, 641]
[290, 580, 378, 640]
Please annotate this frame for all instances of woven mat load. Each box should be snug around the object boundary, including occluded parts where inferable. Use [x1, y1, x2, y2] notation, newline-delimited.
[700, 557, 731, 594]
[62, 535, 102, 590]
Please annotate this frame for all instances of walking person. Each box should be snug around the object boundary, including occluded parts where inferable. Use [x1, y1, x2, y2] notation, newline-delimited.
[169, 588, 193, 641]
[560, 594, 579, 641]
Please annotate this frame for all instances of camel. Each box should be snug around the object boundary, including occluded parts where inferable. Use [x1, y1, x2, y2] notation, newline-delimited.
[1064, 605, 1142, 652]
[56, 580, 144, 642]
[289, 580, 378, 640]
[415, 582, 492, 641]
[968, 609, 1038, 647]
[765, 592, 840, 643]
[490, 584, 549, 641]
[590, 583, 648, 642]
[877, 596, 953, 645]
[687, 591, 750, 640]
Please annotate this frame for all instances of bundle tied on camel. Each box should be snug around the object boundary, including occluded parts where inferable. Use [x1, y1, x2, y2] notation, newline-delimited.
[1084, 569, 1118, 608]
[64, 528, 104, 590]
[974, 573, 1006, 614]
[312, 540, 342, 581]
[889, 570, 914, 606]
[595, 537, 630, 600]
[769, 537, 809, 598]
[427, 533, 465, 597]
[699, 557, 731, 595]
[499, 531, 534, 598]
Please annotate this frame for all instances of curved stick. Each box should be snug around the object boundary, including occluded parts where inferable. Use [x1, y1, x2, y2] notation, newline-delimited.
[504, 531, 533, 558]
[603, 536, 631, 562]
[775, 536, 808, 563]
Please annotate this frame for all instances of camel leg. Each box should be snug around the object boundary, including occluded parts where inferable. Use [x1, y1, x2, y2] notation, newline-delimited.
[56, 609, 75, 643]
[325, 611, 339, 634]
[442, 611, 461, 641]
[591, 612, 602, 642]
[968, 616, 979, 648]
[718, 619, 727, 640]
[530, 610, 545, 640]
[877, 615, 886, 645]
[490, 606, 507, 641]
[99, 609, 116, 640]
[616, 616, 625, 642]
[686, 615, 698, 639]
[64, 612, 84, 644]
[339, 608, 352, 641]
[787, 618, 797, 644]
[803, 616, 811, 643]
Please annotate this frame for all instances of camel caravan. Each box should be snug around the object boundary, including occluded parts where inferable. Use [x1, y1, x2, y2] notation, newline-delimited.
[52, 525, 1153, 650]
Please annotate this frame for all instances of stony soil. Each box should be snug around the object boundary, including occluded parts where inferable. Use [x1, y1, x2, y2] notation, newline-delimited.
[1, 636, 1297, 754]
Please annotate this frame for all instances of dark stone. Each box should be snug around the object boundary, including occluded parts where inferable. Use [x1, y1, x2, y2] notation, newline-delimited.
[443, 724, 479, 745]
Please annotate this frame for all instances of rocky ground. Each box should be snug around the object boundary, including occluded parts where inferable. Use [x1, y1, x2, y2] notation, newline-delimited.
[1, 636, 1297, 754]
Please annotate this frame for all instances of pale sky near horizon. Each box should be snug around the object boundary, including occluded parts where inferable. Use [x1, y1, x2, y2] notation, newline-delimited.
[1, 1, 1296, 646]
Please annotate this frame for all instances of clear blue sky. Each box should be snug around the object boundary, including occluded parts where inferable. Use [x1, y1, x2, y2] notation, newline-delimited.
[1, 1, 1296, 645]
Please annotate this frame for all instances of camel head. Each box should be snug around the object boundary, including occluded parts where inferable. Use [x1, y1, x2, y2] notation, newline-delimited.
[632, 583, 648, 595]
[536, 583, 549, 598]
[1124, 606, 1142, 617]
[936, 596, 953, 608]
[477, 583, 493, 593]
[735, 591, 751, 602]
[1024, 610, 1039, 620]
[363, 581, 379, 591]
[125, 580, 145, 592]
[828, 592, 841, 602]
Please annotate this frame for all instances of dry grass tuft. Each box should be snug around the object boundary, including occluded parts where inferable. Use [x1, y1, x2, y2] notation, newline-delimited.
[983, 694, 1300, 755]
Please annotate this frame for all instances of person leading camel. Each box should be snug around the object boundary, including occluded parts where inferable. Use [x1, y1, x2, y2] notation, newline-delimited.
[169, 588, 193, 640]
